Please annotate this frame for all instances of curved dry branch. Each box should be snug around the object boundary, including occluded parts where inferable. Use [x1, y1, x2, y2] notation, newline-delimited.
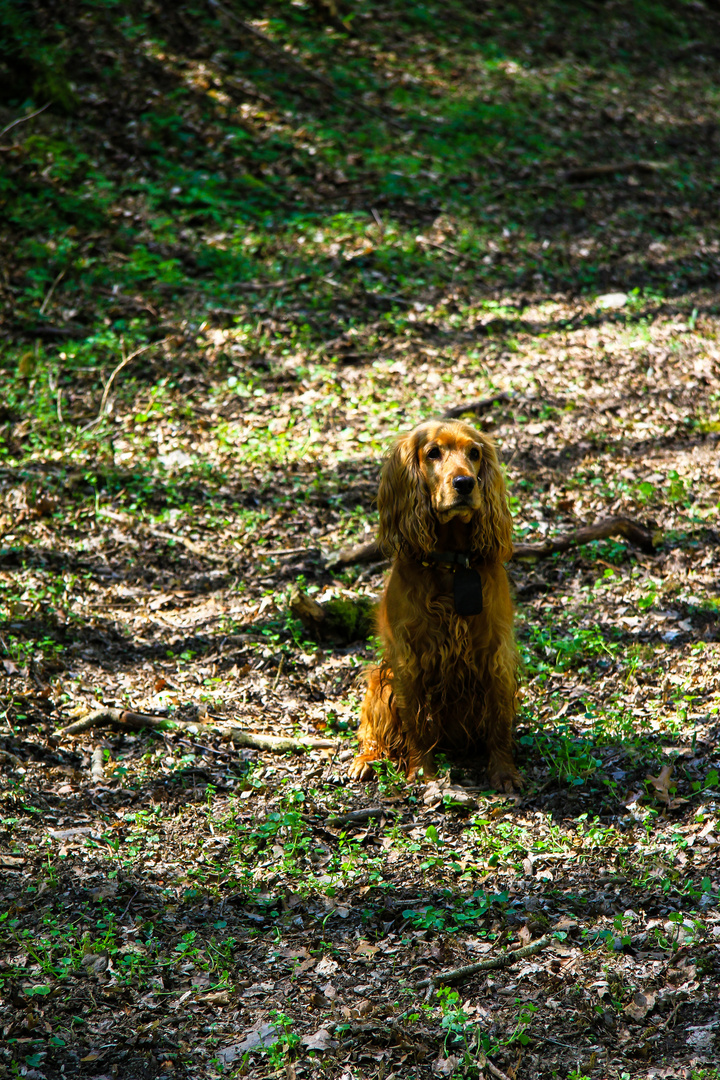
[329, 515, 658, 569]
[53, 707, 336, 752]
[511, 515, 657, 559]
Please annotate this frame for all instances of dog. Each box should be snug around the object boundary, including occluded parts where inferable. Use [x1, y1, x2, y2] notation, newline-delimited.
[349, 419, 521, 791]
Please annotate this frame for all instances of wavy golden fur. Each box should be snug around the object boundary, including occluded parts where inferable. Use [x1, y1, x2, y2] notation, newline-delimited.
[349, 419, 521, 791]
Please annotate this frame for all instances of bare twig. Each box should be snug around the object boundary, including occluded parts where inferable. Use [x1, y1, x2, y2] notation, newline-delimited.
[142, 525, 228, 564]
[207, 0, 407, 131]
[96, 337, 169, 422]
[417, 933, 553, 989]
[258, 545, 312, 557]
[0, 102, 51, 141]
[39, 269, 66, 316]
[272, 654, 284, 692]
[485, 1061, 513, 1080]
[416, 236, 476, 264]
[71, 338, 171, 438]
[53, 707, 337, 752]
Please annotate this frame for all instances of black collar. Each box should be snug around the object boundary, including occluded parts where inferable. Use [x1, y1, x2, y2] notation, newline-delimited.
[418, 550, 484, 617]
[420, 550, 472, 570]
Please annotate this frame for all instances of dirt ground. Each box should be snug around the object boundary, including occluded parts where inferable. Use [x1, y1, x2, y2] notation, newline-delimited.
[1, 2, 720, 1079]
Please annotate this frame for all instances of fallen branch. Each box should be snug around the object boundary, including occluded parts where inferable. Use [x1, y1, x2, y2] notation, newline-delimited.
[223, 727, 336, 752]
[13, 323, 89, 339]
[512, 515, 657, 559]
[233, 274, 311, 292]
[329, 515, 657, 568]
[90, 746, 105, 784]
[417, 933, 553, 989]
[327, 539, 384, 569]
[561, 160, 667, 183]
[153, 275, 311, 297]
[443, 392, 513, 420]
[326, 806, 395, 828]
[53, 707, 337, 752]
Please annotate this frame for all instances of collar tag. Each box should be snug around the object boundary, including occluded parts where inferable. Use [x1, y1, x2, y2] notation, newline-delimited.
[453, 565, 484, 616]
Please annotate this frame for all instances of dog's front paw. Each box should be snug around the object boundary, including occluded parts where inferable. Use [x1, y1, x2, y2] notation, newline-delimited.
[488, 757, 523, 793]
[347, 754, 377, 782]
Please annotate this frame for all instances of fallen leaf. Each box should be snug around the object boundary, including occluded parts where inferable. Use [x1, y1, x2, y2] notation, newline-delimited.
[81, 951, 109, 976]
[647, 764, 674, 802]
[218, 1023, 279, 1062]
[315, 957, 339, 976]
[624, 990, 656, 1021]
[301, 1027, 337, 1051]
[354, 941, 379, 956]
[433, 1054, 461, 1075]
[518, 924, 532, 947]
[422, 781, 444, 807]
[202, 990, 230, 1005]
[443, 786, 477, 811]
[686, 1021, 719, 1052]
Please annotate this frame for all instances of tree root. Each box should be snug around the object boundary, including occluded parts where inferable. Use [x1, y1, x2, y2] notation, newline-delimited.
[53, 707, 337, 752]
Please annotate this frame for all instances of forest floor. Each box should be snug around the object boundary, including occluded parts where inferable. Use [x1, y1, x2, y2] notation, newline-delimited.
[1, 2, 719, 1079]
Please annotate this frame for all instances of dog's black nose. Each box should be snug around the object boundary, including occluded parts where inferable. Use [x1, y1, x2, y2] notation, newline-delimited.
[453, 475, 476, 496]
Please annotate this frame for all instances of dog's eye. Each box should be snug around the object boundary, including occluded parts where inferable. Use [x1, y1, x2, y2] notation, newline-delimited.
[468, 447, 480, 461]
[426, 446, 442, 460]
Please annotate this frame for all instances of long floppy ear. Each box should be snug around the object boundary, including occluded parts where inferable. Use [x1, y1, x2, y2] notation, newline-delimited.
[470, 436, 513, 562]
[377, 432, 436, 557]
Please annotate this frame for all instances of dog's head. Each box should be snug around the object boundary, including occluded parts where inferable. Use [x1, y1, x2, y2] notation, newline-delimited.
[377, 419, 512, 560]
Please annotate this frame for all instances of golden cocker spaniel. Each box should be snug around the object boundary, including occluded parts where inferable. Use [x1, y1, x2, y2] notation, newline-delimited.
[349, 419, 521, 791]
